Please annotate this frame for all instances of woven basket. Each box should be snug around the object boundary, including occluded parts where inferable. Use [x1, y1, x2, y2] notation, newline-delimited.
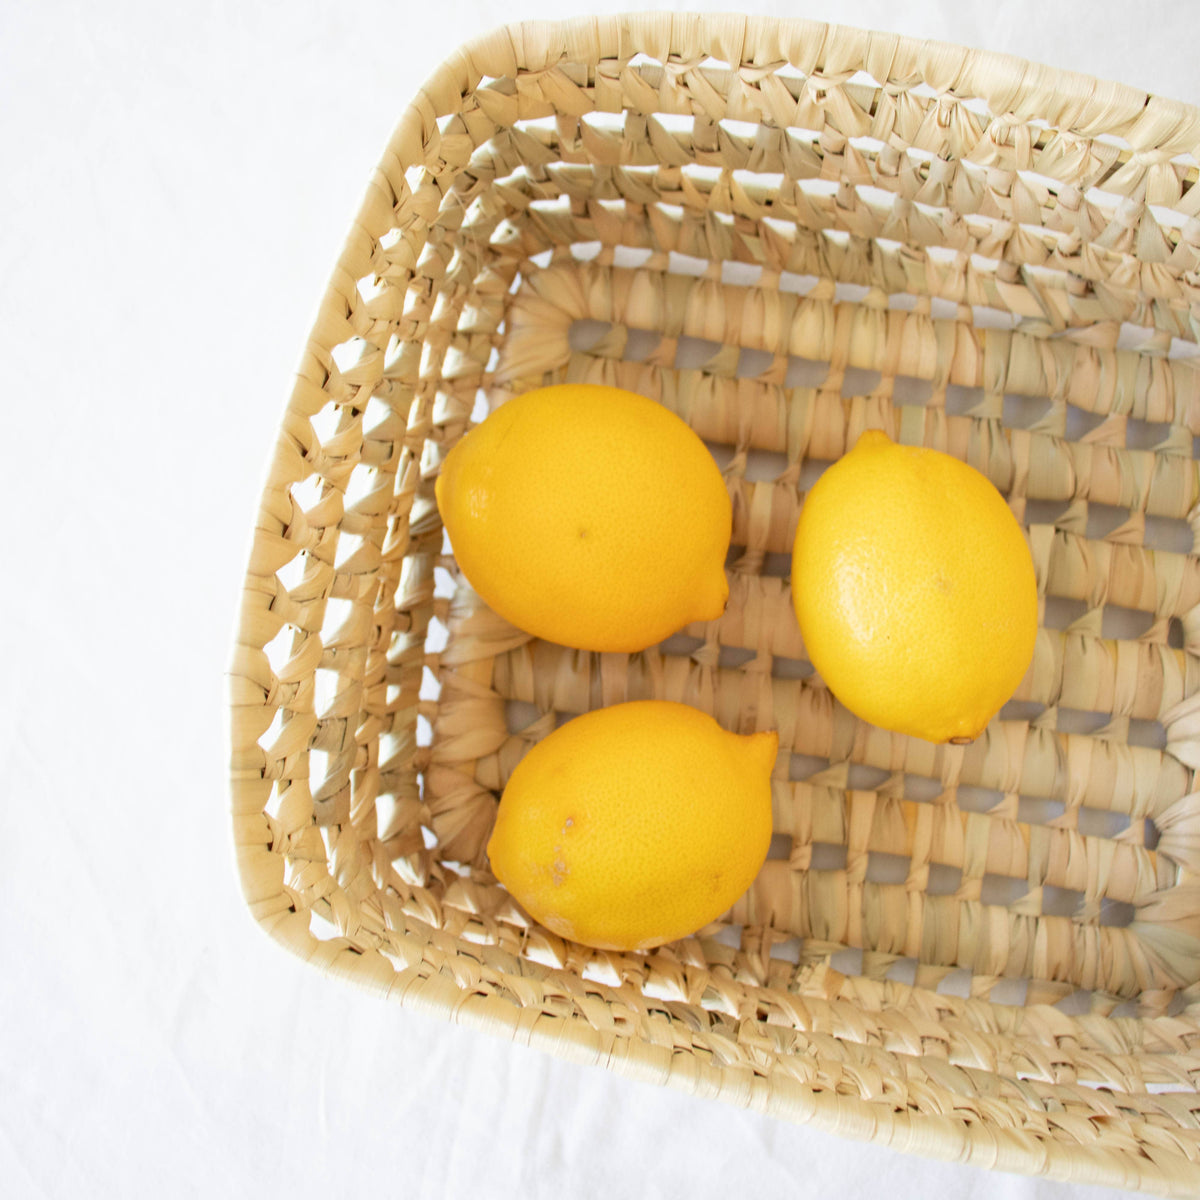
[228, 14, 1200, 1192]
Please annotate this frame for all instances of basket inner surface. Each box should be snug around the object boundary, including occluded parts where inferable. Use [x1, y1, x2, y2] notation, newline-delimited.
[465, 248, 1200, 1017]
[254, 50, 1200, 1058]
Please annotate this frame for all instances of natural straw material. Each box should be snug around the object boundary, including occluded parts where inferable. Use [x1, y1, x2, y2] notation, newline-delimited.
[229, 15, 1200, 1192]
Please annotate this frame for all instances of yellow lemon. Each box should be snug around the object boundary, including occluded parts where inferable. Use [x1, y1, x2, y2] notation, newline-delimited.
[434, 383, 731, 652]
[791, 429, 1038, 744]
[487, 700, 778, 951]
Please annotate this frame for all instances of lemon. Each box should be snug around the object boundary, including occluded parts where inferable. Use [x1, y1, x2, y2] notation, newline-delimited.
[791, 429, 1038, 744]
[487, 700, 778, 951]
[434, 383, 731, 653]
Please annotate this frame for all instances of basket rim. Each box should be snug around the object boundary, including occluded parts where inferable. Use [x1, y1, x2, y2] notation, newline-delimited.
[310, 10, 1200, 317]
[227, 14, 1200, 1195]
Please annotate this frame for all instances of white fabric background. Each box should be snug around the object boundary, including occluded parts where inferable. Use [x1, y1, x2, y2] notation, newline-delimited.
[4, 2, 1198, 1196]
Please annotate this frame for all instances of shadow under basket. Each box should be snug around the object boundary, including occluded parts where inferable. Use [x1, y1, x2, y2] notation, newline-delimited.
[228, 15, 1200, 1194]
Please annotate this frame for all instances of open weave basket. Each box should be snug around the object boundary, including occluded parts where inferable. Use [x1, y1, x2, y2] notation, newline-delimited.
[228, 14, 1200, 1192]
